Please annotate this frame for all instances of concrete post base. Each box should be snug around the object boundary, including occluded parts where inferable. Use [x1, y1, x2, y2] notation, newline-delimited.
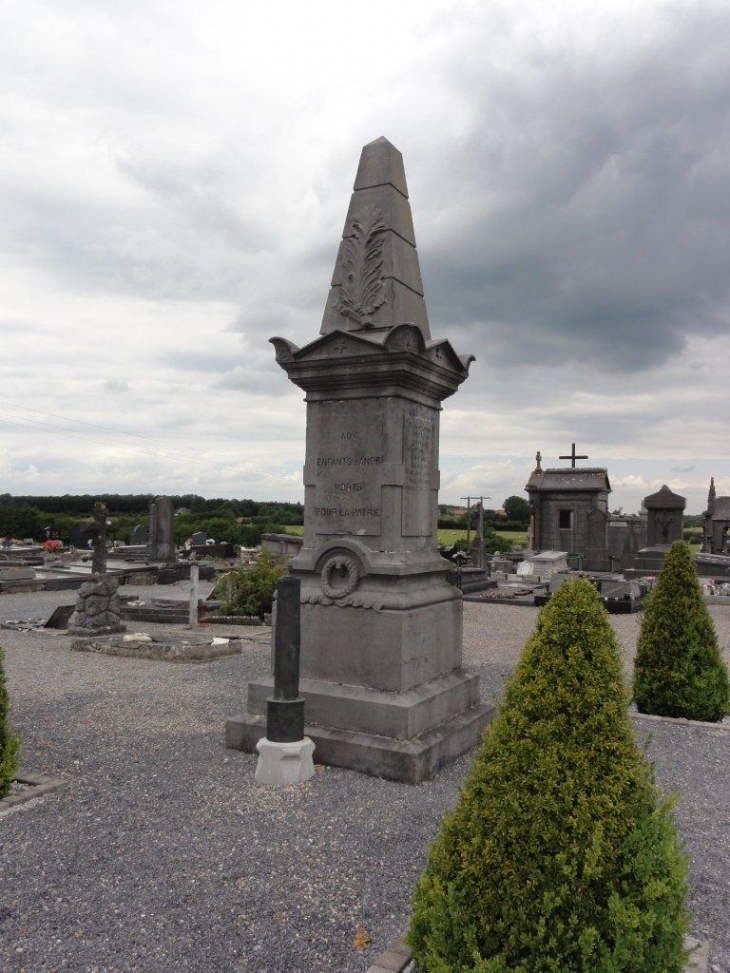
[229, 702, 493, 784]
[254, 737, 315, 786]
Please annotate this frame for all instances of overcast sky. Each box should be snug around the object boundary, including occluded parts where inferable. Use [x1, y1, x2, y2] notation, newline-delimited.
[1, 0, 728, 513]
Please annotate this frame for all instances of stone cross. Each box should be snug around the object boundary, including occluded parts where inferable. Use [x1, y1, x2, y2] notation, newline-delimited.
[559, 443, 589, 468]
[88, 502, 109, 576]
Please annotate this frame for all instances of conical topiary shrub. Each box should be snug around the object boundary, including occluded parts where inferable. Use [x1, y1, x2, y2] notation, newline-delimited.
[633, 540, 730, 722]
[408, 578, 688, 973]
[0, 643, 20, 799]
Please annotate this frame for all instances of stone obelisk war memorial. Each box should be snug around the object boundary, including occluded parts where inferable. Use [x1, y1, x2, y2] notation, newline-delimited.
[227, 137, 492, 783]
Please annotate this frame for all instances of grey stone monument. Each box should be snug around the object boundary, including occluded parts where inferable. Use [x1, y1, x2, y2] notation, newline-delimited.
[702, 477, 730, 555]
[627, 485, 686, 577]
[90, 502, 109, 576]
[68, 502, 125, 636]
[645, 484, 685, 546]
[149, 497, 176, 562]
[226, 136, 491, 783]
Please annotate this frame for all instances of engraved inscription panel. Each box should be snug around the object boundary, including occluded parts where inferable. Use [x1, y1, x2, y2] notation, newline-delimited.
[402, 404, 438, 537]
[309, 401, 386, 536]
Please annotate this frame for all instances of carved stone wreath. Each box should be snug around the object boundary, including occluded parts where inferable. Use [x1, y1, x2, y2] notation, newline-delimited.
[334, 205, 387, 327]
[320, 555, 360, 600]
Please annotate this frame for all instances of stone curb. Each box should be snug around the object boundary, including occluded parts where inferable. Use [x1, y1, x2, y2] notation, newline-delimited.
[0, 771, 67, 812]
[632, 711, 730, 731]
[366, 934, 708, 973]
[366, 936, 412, 973]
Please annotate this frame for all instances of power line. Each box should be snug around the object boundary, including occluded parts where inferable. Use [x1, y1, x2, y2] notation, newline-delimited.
[0, 414, 177, 459]
[0, 397, 300, 478]
[0, 398, 201, 457]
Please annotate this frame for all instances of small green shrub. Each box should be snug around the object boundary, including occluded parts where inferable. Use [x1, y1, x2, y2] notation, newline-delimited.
[213, 553, 287, 619]
[633, 540, 730, 721]
[0, 643, 20, 799]
[408, 579, 688, 973]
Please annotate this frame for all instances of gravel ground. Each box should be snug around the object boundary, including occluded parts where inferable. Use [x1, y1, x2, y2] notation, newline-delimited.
[1, 583, 729, 973]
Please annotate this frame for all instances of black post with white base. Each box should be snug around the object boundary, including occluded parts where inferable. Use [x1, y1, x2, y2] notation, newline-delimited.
[255, 576, 315, 785]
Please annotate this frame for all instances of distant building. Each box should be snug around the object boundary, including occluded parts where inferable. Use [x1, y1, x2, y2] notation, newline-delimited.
[702, 477, 730, 554]
[525, 464, 611, 571]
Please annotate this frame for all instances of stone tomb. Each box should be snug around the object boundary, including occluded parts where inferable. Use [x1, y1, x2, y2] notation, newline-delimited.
[526, 462, 612, 571]
[520, 551, 569, 580]
[226, 137, 492, 783]
[627, 485, 686, 577]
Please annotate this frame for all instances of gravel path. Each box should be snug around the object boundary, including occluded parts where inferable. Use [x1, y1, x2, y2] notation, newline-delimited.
[1, 584, 729, 973]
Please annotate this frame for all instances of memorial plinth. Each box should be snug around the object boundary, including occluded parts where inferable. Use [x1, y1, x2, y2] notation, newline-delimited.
[226, 137, 492, 782]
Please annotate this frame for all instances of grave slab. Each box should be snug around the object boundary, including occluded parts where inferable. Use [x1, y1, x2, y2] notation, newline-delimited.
[72, 633, 244, 662]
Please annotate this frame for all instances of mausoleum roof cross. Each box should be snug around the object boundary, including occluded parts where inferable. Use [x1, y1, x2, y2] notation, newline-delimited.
[559, 443, 589, 468]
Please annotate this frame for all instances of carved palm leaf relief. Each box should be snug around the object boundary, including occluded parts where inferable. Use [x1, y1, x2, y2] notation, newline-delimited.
[334, 206, 388, 327]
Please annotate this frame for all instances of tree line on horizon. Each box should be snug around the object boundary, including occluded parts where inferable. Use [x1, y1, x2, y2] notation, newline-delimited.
[0, 493, 303, 547]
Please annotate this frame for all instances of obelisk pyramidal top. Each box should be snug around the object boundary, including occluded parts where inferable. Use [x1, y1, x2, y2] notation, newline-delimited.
[320, 136, 430, 339]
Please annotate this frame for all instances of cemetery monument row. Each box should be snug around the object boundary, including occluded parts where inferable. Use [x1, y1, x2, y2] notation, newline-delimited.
[227, 136, 492, 783]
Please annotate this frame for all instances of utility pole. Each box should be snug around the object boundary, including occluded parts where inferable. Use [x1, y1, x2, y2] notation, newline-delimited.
[460, 495, 491, 570]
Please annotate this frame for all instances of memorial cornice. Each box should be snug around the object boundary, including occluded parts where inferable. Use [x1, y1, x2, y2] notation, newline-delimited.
[270, 324, 474, 404]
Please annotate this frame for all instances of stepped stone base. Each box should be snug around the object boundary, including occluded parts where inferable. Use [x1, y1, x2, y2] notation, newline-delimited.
[226, 702, 493, 784]
[247, 669, 480, 740]
[625, 545, 671, 578]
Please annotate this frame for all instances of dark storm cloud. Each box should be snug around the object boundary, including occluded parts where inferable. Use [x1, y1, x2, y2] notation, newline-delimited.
[414, 4, 730, 373]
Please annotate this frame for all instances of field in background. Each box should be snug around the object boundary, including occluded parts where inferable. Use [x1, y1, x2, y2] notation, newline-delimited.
[281, 525, 528, 550]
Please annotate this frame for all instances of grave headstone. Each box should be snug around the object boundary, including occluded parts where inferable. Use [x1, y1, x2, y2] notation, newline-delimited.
[191, 531, 207, 547]
[608, 514, 647, 570]
[130, 524, 149, 545]
[149, 497, 176, 562]
[227, 137, 491, 783]
[68, 524, 91, 550]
